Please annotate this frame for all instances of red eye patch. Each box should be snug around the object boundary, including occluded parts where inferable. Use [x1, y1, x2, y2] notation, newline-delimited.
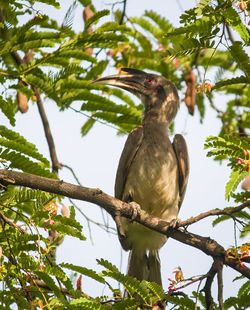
[145, 78, 154, 85]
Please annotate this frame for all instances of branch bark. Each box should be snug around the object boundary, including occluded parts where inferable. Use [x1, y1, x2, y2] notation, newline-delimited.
[0, 169, 249, 279]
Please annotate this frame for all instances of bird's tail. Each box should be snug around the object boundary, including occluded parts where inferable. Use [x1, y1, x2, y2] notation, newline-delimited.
[127, 248, 162, 286]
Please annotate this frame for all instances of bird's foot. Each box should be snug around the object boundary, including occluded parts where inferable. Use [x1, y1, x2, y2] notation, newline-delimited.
[128, 201, 141, 221]
[168, 218, 180, 229]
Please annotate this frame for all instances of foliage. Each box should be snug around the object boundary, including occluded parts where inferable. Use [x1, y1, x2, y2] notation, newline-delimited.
[0, 125, 55, 177]
[0, 0, 249, 309]
[205, 135, 250, 236]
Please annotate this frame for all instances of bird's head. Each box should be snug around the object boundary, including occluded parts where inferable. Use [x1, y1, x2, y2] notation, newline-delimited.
[93, 68, 179, 123]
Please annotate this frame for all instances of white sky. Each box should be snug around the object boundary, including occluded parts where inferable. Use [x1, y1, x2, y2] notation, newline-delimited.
[2, 0, 245, 300]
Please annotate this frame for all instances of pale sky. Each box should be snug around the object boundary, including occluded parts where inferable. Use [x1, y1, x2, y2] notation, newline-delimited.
[3, 0, 244, 300]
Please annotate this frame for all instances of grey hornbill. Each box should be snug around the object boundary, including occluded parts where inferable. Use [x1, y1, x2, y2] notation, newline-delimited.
[94, 68, 189, 286]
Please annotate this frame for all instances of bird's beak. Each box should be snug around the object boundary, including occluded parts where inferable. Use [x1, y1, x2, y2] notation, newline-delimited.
[92, 68, 148, 96]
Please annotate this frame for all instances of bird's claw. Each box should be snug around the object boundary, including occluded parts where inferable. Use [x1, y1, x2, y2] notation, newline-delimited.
[128, 201, 141, 221]
[168, 218, 180, 229]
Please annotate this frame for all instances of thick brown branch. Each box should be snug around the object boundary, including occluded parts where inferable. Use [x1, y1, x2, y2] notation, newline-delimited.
[202, 258, 224, 310]
[0, 169, 249, 279]
[202, 261, 217, 309]
[34, 88, 61, 173]
[178, 202, 250, 227]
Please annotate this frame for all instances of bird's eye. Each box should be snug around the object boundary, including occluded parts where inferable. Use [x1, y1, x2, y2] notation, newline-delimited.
[145, 78, 154, 86]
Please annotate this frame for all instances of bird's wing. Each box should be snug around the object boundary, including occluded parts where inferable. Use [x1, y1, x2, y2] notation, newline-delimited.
[115, 126, 143, 200]
[114, 126, 143, 251]
[172, 134, 189, 209]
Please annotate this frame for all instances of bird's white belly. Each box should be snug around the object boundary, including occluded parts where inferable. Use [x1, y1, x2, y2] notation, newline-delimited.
[122, 141, 180, 251]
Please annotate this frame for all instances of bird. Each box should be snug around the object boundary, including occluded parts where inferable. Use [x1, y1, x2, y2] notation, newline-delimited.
[94, 68, 189, 286]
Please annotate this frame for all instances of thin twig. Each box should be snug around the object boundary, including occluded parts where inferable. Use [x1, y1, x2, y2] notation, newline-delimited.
[119, 0, 127, 24]
[69, 106, 120, 131]
[0, 211, 26, 234]
[69, 198, 116, 236]
[34, 88, 61, 173]
[63, 164, 116, 241]
[62, 164, 83, 186]
[177, 201, 250, 227]
[175, 274, 208, 291]
[217, 264, 224, 310]
[195, 278, 204, 310]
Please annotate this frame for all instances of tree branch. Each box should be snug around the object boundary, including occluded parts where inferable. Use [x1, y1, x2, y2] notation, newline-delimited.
[217, 264, 224, 310]
[119, 0, 127, 24]
[202, 258, 224, 310]
[0, 169, 249, 279]
[177, 202, 250, 227]
[34, 88, 61, 173]
[202, 261, 217, 309]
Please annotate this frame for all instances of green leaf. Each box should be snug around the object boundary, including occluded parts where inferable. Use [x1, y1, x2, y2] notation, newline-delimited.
[229, 42, 250, 78]
[225, 7, 250, 44]
[0, 125, 48, 164]
[113, 299, 138, 309]
[97, 259, 149, 302]
[34, 271, 63, 299]
[0, 97, 16, 126]
[145, 10, 173, 33]
[39, 214, 86, 240]
[195, 0, 212, 16]
[238, 280, 250, 297]
[81, 118, 96, 136]
[212, 214, 231, 226]
[146, 281, 165, 299]
[167, 295, 196, 308]
[84, 10, 110, 30]
[225, 169, 248, 200]
[69, 297, 109, 309]
[214, 76, 250, 89]
[61, 263, 105, 284]
[36, 0, 61, 8]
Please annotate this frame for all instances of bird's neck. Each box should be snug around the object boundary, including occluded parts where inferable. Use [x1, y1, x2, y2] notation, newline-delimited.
[143, 110, 172, 125]
[142, 114, 170, 137]
[142, 93, 179, 127]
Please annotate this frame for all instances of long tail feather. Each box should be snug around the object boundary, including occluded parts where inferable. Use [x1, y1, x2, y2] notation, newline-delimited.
[127, 248, 162, 285]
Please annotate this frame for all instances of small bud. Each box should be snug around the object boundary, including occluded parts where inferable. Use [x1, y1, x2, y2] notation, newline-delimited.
[238, 1, 248, 11]
[242, 175, 250, 190]
[76, 274, 82, 291]
[61, 205, 70, 218]
[44, 219, 55, 226]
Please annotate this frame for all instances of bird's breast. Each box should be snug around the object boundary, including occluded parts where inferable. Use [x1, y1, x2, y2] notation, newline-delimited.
[123, 136, 180, 220]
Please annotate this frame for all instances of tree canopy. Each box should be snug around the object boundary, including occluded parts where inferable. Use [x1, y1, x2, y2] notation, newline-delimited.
[0, 0, 249, 309]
